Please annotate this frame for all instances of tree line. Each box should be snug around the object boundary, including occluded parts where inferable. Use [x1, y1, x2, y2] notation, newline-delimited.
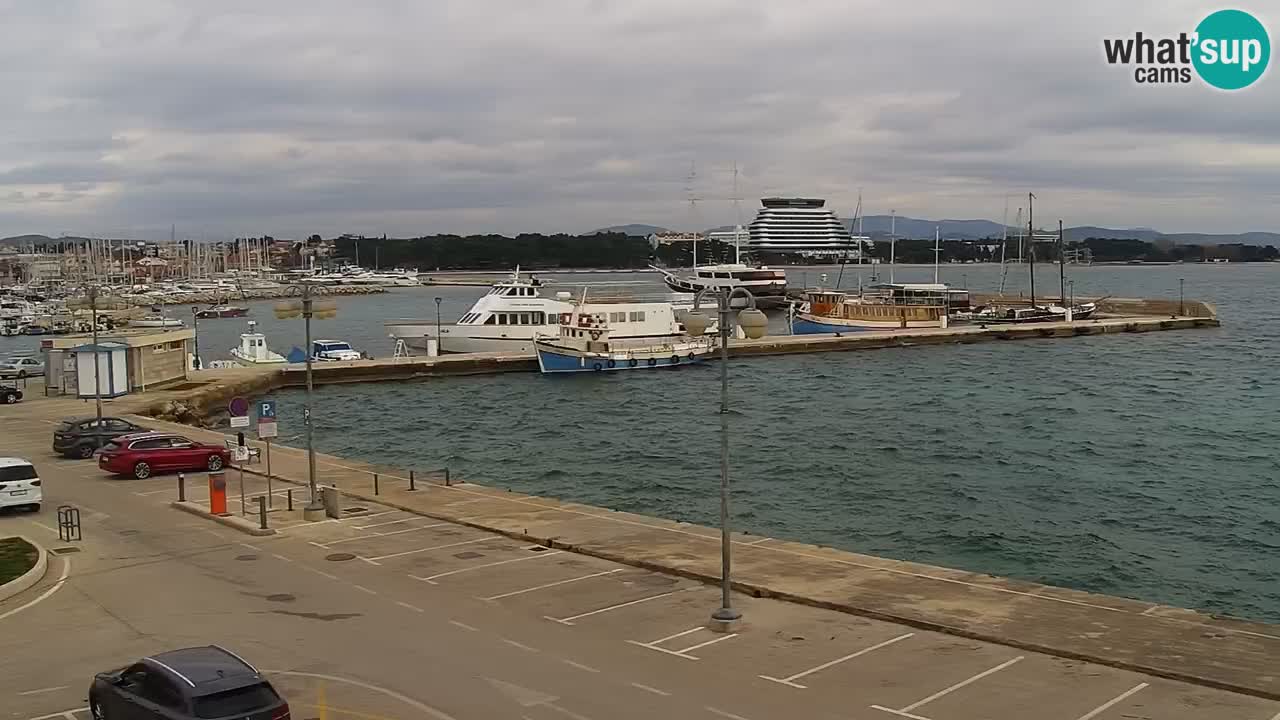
[328, 233, 1278, 269]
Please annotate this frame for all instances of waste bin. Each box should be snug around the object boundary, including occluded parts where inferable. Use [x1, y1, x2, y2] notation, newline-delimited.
[321, 485, 341, 519]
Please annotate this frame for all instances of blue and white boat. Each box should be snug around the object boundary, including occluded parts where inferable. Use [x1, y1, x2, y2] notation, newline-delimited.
[534, 299, 715, 374]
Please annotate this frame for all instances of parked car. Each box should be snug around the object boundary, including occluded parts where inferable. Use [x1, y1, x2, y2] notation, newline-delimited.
[0, 457, 41, 512]
[89, 645, 290, 720]
[98, 433, 230, 479]
[0, 355, 43, 379]
[0, 384, 21, 404]
[53, 416, 150, 459]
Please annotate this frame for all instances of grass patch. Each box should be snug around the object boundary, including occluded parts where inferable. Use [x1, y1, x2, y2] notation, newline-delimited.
[0, 537, 38, 585]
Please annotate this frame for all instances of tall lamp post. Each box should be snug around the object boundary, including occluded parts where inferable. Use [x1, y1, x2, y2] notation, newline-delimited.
[434, 297, 443, 353]
[1179, 278, 1185, 316]
[190, 306, 202, 370]
[684, 287, 769, 627]
[70, 286, 106, 444]
[275, 284, 337, 521]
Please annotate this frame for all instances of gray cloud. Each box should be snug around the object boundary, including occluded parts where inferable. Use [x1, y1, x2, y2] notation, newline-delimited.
[0, 0, 1276, 239]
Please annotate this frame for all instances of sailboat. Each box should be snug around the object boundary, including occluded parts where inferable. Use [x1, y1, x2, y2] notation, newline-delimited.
[652, 162, 789, 308]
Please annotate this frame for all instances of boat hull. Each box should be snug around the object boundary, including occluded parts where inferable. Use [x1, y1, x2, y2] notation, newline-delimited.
[535, 343, 712, 373]
[790, 313, 943, 334]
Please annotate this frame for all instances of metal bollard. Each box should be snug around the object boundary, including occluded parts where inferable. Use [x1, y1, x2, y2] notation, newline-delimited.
[445, 467, 451, 486]
[373, 473, 380, 495]
[177, 472, 186, 502]
[287, 489, 293, 511]
[409, 469, 416, 491]
[257, 496, 268, 530]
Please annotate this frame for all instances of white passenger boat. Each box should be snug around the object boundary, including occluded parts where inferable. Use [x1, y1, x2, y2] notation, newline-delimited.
[229, 320, 286, 364]
[131, 310, 185, 328]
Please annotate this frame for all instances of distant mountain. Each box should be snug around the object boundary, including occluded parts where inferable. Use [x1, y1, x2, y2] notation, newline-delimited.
[0, 234, 56, 247]
[848, 216, 1008, 240]
[588, 224, 669, 236]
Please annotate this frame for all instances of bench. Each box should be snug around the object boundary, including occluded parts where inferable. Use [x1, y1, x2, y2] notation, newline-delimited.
[223, 439, 262, 463]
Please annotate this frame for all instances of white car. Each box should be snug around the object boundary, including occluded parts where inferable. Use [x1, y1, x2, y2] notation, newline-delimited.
[0, 356, 44, 379]
[0, 458, 41, 512]
[311, 340, 362, 362]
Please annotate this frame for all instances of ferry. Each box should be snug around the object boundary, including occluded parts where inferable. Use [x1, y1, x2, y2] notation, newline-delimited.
[534, 298, 714, 374]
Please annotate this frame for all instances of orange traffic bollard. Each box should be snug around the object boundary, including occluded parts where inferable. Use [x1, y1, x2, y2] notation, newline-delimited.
[209, 471, 228, 516]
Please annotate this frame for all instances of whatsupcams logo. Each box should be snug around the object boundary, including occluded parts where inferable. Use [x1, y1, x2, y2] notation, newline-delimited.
[1103, 9, 1270, 89]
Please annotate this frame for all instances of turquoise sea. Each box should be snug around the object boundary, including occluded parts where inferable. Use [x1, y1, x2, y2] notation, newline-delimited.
[4, 263, 1276, 621]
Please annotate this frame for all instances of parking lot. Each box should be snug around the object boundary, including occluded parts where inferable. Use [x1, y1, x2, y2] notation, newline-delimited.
[101, 468, 1280, 720]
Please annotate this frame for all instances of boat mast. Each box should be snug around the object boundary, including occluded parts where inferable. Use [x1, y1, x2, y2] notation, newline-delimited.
[685, 161, 700, 269]
[1028, 192, 1036, 306]
[889, 209, 897, 284]
[1058, 219, 1066, 306]
[836, 190, 861, 290]
[933, 226, 941, 284]
[730, 161, 743, 265]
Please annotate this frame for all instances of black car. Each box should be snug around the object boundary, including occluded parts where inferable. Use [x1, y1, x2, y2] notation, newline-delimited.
[89, 645, 290, 720]
[53, 417, 149, 459]
[0, 384, 20, 404]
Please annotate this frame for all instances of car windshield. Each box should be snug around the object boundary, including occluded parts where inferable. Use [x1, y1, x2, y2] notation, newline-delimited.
[0, 465, 38, 482]
[192, 683, 280, 719]
[57, 421, 75, 431]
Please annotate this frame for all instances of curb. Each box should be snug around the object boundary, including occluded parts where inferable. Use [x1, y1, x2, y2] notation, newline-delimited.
[0, 536, 49, 604]
[171, 501, 277, 536]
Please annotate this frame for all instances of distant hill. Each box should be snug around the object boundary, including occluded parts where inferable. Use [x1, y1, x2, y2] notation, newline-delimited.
[0, 234, 56, 247]
[588, 224, 669, 236]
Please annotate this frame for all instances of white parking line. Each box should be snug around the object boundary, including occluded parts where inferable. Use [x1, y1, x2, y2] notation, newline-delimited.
[318, 522, 451, 546]
[396, 601, 425, 613]
[352, 516, 423, 530]
[630, 683, 670, 697]
[674, 634, 737, 656]
[503, 638, 539, 653]
[353, 584, 377, 595]
[760, 633, 914, 688]
[483, 569, 623, 601]
[18, 685, 69, 696]
[449, 620, 479, 632]
[561, 659, 600, 673]
[345, 509, 398, 521]
[641, 626, 703, 646]
[705, 707, 752, 720]
[26, 710, 87, 720]
[871, 656, 1024, 718]
[414, 550, 563, 584]
[365, 536, 491, 562]
[546, 588, 688, 625]
[1075, 683, 1148, 720]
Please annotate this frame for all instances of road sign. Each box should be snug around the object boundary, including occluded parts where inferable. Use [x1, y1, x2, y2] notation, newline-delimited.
[233, 446, 250, 463]
[228, 396, 249, 417]
[258, 400, 277, 420]
[257, 422, 278, 439]
[230, 415, 250, 428]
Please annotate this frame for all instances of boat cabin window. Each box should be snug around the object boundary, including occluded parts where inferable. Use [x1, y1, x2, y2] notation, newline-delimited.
[484, 315, 495, 325]
[497, 314, 508, 325]
[609, 312, 625, 323]
[629, 311, 645, 322]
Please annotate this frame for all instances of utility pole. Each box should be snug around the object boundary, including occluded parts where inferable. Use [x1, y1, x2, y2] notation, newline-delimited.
[1028, 193, 1036, 306]
[1058, 220, 1066, 308]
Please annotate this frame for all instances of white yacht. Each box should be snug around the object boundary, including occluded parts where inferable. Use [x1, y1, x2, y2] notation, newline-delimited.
[651, 225, 789, 308]
[385, 269, 715, 355]
[229, 320, 286, 364]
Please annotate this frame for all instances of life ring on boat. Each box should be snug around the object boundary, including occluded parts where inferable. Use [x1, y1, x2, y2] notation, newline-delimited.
[607, 358, 617, 368]
[648, 358, 657, 367]
[670, 355, 680, 365]
[590, 330, 602, 340]
[592, 362, 604, 371]
[629, 358, 638, 367]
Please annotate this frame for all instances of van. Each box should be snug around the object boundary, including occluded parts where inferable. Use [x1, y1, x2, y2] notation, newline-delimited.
[0, 458, 41, 512]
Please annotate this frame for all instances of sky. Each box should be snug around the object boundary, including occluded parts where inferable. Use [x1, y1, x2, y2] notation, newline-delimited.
[1, 0, 1277, 240]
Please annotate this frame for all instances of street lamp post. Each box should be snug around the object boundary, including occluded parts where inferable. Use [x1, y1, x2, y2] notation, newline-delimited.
[275, 284, 337, 521]
[190, 306, 201, 370]
[685, 287, 768, 627]
[434, 297, 443, 353]
[88, 286, 103, 428]
[1069, 280, 1075, 314]
[1179, 278, 1185, 316]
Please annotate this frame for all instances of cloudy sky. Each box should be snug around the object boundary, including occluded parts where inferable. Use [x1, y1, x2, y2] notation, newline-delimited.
[1, 0, 1276, 239]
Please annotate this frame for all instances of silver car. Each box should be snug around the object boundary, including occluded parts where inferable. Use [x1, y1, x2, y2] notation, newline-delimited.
[0, 356, 44, 379]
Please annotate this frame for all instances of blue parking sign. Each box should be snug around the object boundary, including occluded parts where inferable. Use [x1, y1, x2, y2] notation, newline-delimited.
[258, 400, 277, 420]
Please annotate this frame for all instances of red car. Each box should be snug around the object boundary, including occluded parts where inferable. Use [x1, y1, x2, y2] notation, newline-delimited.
[99, 433, 230, 479]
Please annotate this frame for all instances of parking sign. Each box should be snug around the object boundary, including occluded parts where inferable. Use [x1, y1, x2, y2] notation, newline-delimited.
[258, 400, 277, 421]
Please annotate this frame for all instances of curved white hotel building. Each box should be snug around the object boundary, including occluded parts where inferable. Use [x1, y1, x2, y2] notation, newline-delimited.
[746, 197, 856, 255]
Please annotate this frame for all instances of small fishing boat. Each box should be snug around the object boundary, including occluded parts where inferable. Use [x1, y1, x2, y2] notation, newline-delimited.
[194, 304, 250, 319]
[311, 340, 362, 362]
[534, 298, 714, 374]
[132, 308, 184, 328]
[229, 320, 287, 364]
